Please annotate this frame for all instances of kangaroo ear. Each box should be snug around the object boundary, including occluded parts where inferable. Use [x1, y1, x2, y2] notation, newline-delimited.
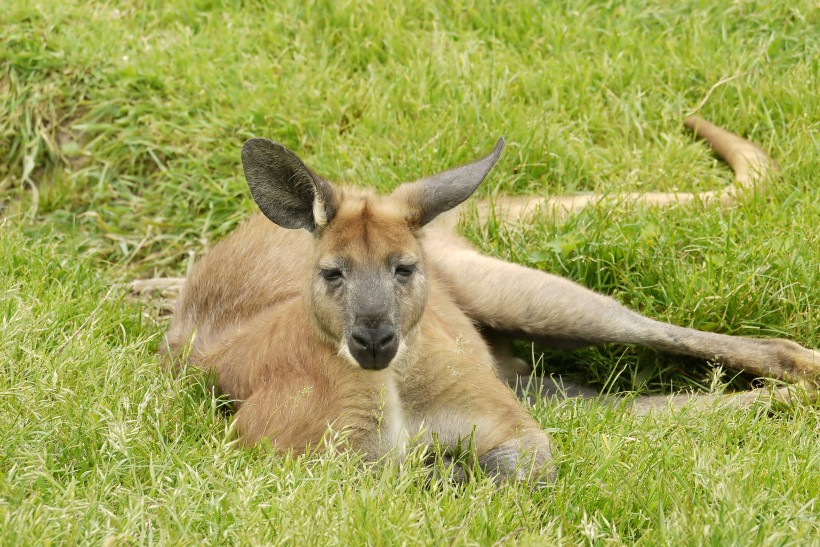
[241, 138, 338, 232]
[395, 138, 505, 227]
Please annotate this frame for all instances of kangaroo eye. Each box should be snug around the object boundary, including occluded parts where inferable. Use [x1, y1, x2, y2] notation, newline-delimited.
[395, 265, 416, 279]
[320, 268, 343, 281]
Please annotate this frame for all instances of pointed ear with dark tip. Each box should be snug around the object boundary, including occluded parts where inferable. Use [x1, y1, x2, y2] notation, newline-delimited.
[241, 138, 338, 232]
[394, 138, 505, 227]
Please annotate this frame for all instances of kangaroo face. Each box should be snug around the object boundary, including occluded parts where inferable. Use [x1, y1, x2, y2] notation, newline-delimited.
[240, 136, 504, 371]
[308, 197, 427, 370]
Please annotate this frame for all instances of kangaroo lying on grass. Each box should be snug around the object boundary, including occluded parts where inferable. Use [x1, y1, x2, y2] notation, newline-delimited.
[165, 116, 819, 484]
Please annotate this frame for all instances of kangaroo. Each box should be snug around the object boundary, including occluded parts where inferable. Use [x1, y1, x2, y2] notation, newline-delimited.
[166, 116, 819, 485]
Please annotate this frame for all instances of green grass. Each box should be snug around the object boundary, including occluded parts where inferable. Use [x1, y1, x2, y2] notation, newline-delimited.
[2, 0, 818, 543]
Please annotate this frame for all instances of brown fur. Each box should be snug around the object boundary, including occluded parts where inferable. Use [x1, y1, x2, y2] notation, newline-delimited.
[166, 117, 818, 485]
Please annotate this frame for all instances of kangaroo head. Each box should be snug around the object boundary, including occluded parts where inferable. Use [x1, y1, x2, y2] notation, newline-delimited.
[241, 138, 504, 370]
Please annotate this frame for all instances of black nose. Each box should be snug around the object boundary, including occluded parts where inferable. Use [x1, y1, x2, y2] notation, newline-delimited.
[349, 325, 399, 370]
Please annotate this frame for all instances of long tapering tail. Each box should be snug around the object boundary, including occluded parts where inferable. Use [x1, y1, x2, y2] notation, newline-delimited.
[471, 116, 779, 224]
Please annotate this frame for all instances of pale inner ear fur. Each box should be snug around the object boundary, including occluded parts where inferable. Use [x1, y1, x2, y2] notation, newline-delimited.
[241, 137, 337, 232]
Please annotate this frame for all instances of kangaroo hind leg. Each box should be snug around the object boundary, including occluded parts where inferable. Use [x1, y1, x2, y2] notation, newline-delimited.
[426, 229, 819, 385]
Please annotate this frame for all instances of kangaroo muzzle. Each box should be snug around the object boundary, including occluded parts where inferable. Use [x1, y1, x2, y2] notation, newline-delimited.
[348, 324, 399, 370]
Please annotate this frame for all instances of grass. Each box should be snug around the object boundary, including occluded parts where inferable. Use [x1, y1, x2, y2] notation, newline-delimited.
[1, 0, 818, 543]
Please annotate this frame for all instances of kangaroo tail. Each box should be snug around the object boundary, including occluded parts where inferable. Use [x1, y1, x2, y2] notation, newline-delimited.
[472, 116, 779, 224]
